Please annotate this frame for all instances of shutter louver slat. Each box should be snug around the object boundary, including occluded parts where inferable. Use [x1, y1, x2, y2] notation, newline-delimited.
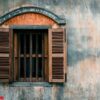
[48, 28, 66, 83]
[0, 28, 11, 83]
[52, 32, 63, 54]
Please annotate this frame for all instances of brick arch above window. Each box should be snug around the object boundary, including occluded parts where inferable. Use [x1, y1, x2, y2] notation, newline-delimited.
[0, 6, 66, 26]
[3, 13, 58, 26]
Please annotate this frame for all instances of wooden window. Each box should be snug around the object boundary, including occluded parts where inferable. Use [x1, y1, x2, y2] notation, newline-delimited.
[0, 27, 66, 83]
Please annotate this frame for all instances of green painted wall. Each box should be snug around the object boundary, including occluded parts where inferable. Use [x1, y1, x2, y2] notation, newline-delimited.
[0, 0, 100, 100]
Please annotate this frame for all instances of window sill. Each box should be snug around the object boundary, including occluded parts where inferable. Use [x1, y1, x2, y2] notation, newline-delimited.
[9, 82, 52, 87]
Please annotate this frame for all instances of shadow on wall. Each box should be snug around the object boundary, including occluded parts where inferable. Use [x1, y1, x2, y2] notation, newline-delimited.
[67, 27, 99, 67]
[67, 48, 92, 67]
[67, 27, 88, 66]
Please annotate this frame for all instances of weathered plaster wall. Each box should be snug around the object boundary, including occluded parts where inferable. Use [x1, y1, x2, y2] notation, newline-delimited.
[0, 0, 100, 100]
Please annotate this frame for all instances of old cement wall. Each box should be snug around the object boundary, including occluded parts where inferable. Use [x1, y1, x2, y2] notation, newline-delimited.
[0, 0, 100, 100]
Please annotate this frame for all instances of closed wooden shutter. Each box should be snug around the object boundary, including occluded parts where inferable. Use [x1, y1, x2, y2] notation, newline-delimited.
[48, 28, 66, 83]
[0, 28, 12, 83]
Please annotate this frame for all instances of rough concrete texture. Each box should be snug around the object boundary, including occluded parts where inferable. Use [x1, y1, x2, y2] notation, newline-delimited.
[0, 0, 100, 100]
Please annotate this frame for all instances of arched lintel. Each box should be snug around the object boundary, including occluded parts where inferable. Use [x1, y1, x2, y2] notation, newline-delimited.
[0, 6, 66, 25]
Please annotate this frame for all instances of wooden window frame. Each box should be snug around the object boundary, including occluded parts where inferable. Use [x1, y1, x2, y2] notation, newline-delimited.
[12, 25, 50, 82]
